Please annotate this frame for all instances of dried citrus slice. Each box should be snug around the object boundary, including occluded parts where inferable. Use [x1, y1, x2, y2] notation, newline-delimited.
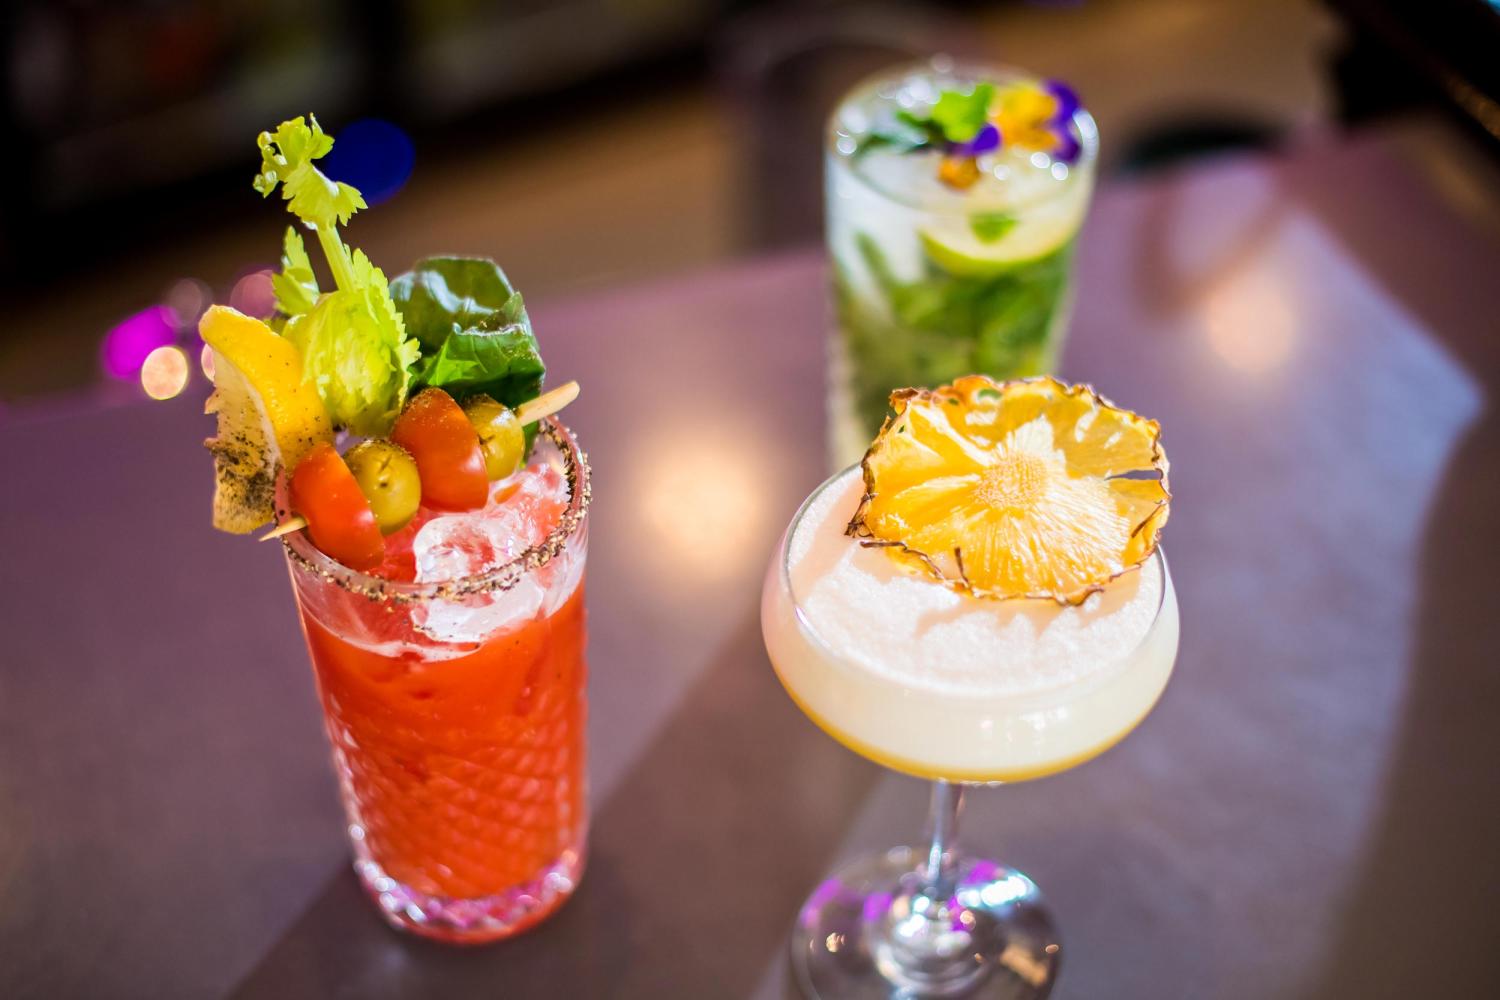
[201, 305, 332, 533]
[848, 374, 1169, 604]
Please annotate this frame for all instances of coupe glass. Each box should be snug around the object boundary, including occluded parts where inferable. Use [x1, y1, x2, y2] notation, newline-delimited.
[282, 419, 590, 943]
[761, 469, 1179, 997]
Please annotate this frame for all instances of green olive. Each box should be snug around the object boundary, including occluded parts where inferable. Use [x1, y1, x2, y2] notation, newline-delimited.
[463, 394, 526, 480]
[344, 439, 422, 534]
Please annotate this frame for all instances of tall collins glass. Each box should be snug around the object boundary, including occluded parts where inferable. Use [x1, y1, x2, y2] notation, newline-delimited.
[283, 420, 591, 944]
[826, 61, 1099, 467]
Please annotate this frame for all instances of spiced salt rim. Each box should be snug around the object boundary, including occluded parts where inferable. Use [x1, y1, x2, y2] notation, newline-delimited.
[283, 418, 591, 605]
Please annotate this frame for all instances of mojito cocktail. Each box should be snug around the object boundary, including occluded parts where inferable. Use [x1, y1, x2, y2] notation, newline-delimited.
[197, 116, 593, 942]
[827, 62, 1098, 467]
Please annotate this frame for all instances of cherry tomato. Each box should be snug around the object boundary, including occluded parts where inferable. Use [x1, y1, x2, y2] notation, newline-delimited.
[391, 388, 488, 510]
[289, 441, 385, 570]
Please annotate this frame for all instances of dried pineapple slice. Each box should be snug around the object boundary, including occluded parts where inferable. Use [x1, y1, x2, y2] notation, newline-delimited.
[848, 375, 1170, 604]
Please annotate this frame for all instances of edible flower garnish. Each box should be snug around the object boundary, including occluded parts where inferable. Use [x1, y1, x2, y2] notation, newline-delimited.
[256, 116, 420, 435]
[856, 78, 1083, 191]
[991, 80, 1080, 164]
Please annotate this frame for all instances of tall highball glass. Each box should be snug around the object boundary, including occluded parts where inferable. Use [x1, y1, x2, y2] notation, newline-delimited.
[283, 419, 590, 943]
[826, 60, 1099, 468]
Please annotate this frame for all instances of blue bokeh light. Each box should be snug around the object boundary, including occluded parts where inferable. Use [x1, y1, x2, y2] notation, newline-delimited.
[320, 119, 416, 205]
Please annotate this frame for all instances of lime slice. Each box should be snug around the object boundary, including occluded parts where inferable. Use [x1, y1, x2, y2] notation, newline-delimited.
[919, 183, 1088, 277]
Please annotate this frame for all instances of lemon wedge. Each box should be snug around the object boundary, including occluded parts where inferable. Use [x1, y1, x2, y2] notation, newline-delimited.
[201, 305, 332, 533]
[848, 374, 1169, 604]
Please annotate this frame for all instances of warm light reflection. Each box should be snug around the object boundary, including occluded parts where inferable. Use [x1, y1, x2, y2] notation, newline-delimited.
[229, 269, 276, 319]
[141, 345, 189, 400]
[635, 422, 773, 582]
[1201, 272, 1297, 374]
[199, 342, 216, 381]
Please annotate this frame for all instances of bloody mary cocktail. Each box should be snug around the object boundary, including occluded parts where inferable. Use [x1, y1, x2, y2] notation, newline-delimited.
[199, 115, 592, 943]
[284, 421, 590, 941]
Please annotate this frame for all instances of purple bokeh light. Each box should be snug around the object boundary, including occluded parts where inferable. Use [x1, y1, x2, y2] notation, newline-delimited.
[101, 306, 176, 380]
[230, 269, 277, 320]
[860, 890, 894, 925]
[800, 878, 846, 929]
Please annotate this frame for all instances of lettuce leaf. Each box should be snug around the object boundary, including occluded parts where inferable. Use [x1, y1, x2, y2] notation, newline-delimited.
[392, 257, 545, 411]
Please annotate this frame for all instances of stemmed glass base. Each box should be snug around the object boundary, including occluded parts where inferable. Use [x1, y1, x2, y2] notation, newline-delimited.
[792, 784, 1060, 998]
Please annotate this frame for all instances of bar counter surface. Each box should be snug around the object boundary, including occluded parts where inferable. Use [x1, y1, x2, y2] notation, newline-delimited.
[3, 120, 1498, 999]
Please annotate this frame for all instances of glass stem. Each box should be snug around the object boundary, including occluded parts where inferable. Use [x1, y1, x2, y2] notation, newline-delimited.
[873, 780, 979, 991]
[922, 779, 965, 899]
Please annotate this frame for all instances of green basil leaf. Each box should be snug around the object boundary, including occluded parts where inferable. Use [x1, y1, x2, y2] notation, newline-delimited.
[390, 256, 531, 351]
[391, 257, 545, 411]
[409, 326, 545, 407]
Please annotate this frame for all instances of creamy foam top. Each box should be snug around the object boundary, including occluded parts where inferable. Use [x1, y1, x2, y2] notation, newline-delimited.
[786, 469, 1164, 698]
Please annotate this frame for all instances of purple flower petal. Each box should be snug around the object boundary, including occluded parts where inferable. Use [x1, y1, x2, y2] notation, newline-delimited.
[952, 122, 1001, 157]
[1050, 128, 1081, 164]
[1045, 80, 1080, 125]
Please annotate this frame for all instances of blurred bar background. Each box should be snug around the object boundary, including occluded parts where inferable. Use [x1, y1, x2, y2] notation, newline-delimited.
[2, 0, 1498, 406]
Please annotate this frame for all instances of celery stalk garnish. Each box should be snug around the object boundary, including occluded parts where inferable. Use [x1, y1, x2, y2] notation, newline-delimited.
[253, 116, 420, 436]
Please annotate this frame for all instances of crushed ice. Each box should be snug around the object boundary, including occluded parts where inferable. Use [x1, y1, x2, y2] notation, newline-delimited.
[411, 461, 578, 644]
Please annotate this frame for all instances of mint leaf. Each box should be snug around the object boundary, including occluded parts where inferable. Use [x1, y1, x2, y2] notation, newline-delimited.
[271, 227, 319, 317]
[930, 83, 995, 143]
[392, 257, 546, 414]
[854, 126, 930, 158]
[969, 212, 1017, 244]
[854, 110, 949, 158]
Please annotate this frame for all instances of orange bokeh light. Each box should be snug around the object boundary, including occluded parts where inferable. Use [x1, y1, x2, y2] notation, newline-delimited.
[141, 345, 190, 400]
